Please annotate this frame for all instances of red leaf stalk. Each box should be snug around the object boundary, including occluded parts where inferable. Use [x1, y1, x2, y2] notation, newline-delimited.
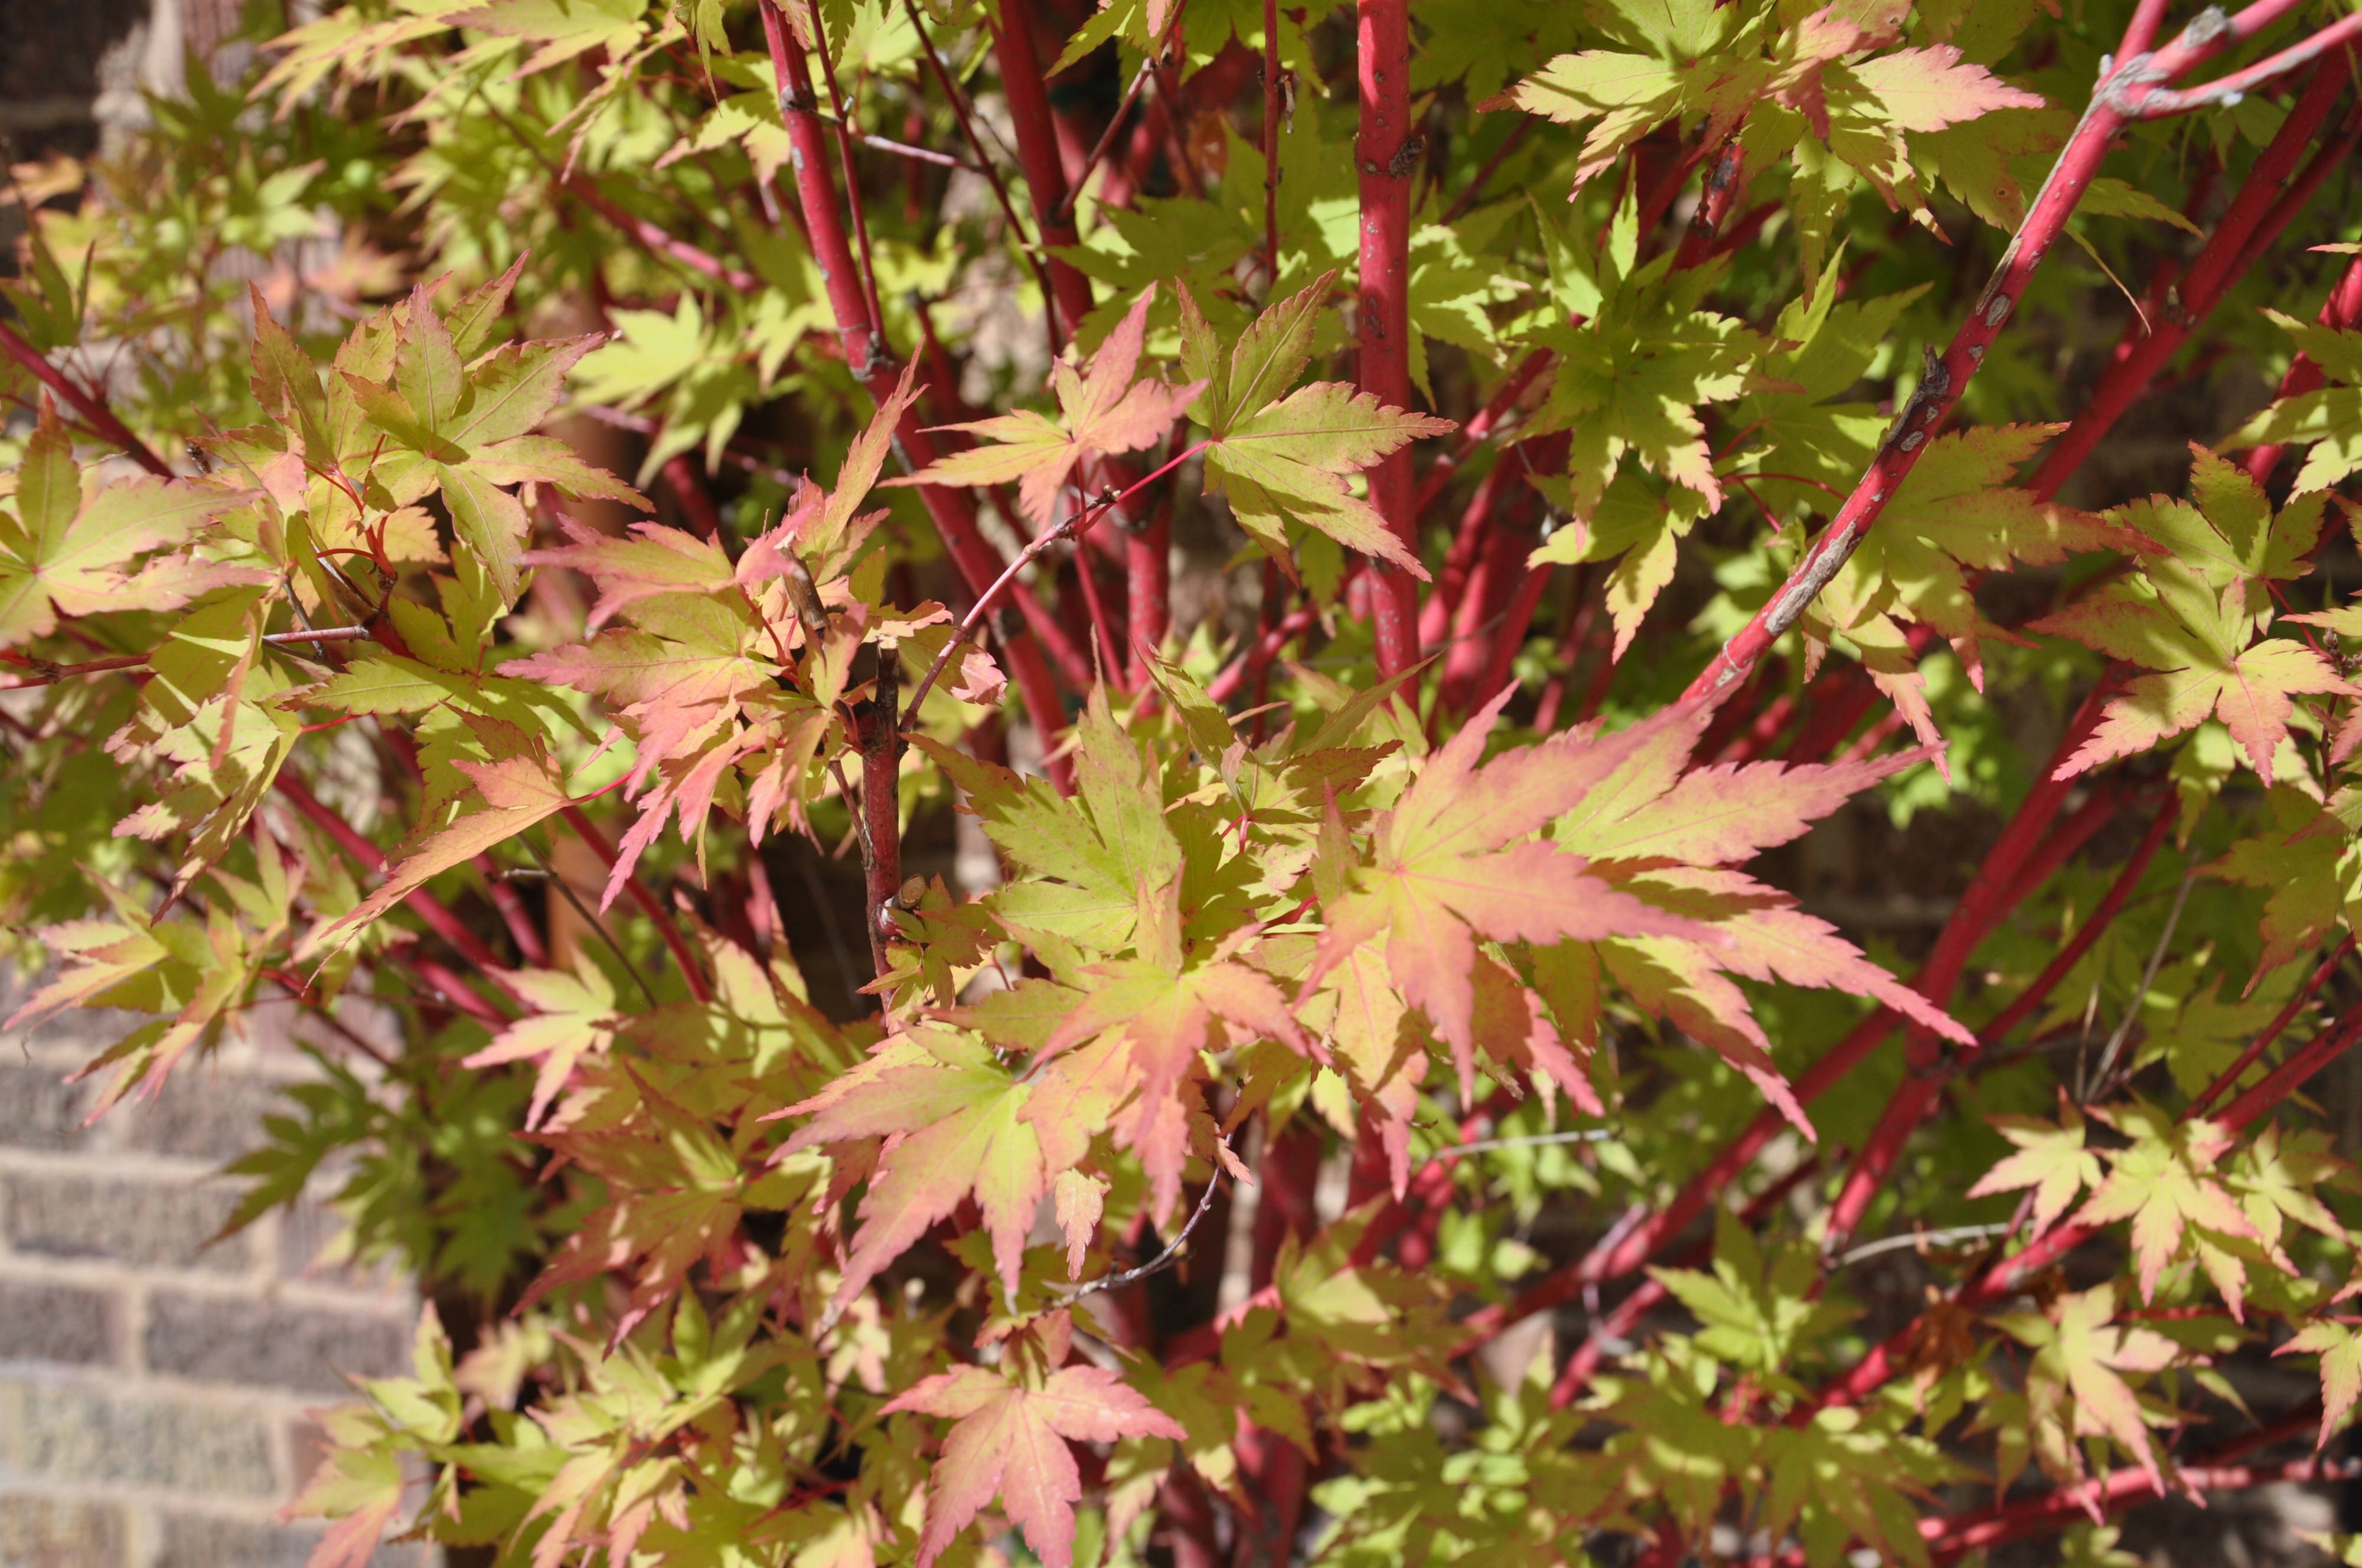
[556, 803, 713, 1005]
[1356, 0, 1423, 678]
[1411, 348, 1551, 518]
[2244, 251, 2362, 482]
[1679, 4, 2331, 707]
[2028, 58, 2356, 501]
[273, 773, 521, 997]
[759, 2, 1078, 783]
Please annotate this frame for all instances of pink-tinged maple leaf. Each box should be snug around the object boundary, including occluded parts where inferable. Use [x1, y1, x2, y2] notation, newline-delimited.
[1967, 1104, 2103, 1237]
[1996, 1284, 2179, 1492]
[884, 1360, 1185, 1568]
[2278, 1319, 2362, 1449]
[1307, 690, 1714, 1099]
[901, 285, 1202, 527]
[461, 959, 619, 1129]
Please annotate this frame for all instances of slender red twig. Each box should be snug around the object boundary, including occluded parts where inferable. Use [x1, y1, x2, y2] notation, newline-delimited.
[1681, 7, 2344, 708]
[759, 1, 1080, 786]
[0, 322, 172, 476]
[2029, 58, 2357, 499]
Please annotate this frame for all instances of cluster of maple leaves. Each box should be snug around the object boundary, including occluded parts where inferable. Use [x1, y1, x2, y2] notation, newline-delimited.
[6, 0, 2362, 1564]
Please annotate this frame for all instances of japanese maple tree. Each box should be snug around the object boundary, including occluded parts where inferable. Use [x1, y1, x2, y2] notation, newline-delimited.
[9, 0, 2362, 1563]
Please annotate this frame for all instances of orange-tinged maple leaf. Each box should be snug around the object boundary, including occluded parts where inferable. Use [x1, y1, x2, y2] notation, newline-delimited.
[902, 285, 1202, 527]
[461, 959, 620, 1129]
[298, 718, 572, 959]
[777, 1023, 1086, 1320]
[1039, 946, 1312, 1222]
[1308, 688, 1712, 1099]
[883, 1354, 1184, 1568]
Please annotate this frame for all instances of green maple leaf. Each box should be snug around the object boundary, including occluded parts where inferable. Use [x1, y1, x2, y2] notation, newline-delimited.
[1653, 1211, 1852, 1380]
[1815, 424, 2142, 685]
[1757, 1406, 1958, 1568]
[446, 0, 649, 76]
[325, 281, 648, 606]
[1995, 1283, 2179, 1491]
[2230, 309, 2362, 495]
[2038, 449, 2351, 782]
[0, 404, 249, 646]
[1179, 273, 1453, 580]
[2077, 1100, 2265, 1310]
[1524, 197, 1766, 651]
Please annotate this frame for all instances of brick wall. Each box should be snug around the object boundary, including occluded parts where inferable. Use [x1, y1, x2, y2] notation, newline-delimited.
[1, 988, 428, 1568]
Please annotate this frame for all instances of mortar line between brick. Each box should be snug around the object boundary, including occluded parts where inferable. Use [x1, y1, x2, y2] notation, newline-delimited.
[0, 1253, 415, 1312]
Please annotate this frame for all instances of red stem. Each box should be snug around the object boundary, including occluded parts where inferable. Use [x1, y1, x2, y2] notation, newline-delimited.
[1356, 0, 1422, 680]
[1819, 687, 2118, 1252]
[0, 321, 173, 476]
[1969, 796, 2176, 1051]
[2191, 934, 2357, 1116]
[2028, 58, 2355, 501]
[559, 175, 761, 293]
[1669, 142, 1747, 272]
[408, 953, 511, 1027]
